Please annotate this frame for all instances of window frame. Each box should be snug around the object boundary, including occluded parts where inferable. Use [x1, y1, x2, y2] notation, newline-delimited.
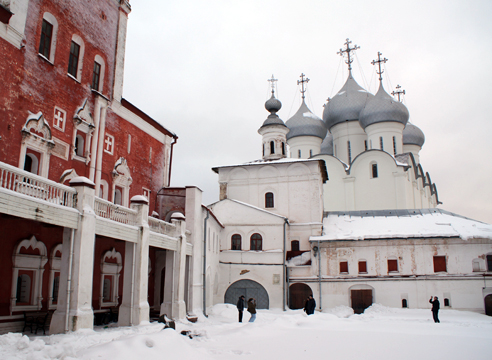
[387, 258, 399, 273]
[67, 34, 85, 82]
[231, 234, 242, 250]
[433, 255, 447, 273]
[38, 13, 58, 63]
[250, 233, 262, 251]
[358, 260, 367, 274]
[265, 192, 274, 208]
[371, 163, 378, 179]
[339, 261, 349, 274]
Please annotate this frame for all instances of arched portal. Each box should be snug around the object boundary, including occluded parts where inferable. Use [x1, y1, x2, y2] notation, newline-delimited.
[485, 294, 492, 316]
[289, 283, 313, 310]
[224, 279, 269, 309]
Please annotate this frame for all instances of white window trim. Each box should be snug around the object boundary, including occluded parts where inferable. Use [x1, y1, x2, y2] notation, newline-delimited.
[93, 55, 105, 93]
[68, 34, 84, 82]
[39, 12, 58, 64]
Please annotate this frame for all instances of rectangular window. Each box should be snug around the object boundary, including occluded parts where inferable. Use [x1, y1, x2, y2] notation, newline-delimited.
[339, 261, 348, 273]
[68, 41, 80, 78]
[347, 141, 352, 164]
[364, 140, 368, 151]
[91, 61, 101, 90]
[38, 19, 53, 58]
[433, 256, 447, 272]
[372, 163, 378, 178]
[379, 136, 384, 150]
[298, 149, 301, 158]
[393, 136, 397, 155]
[358, 261, 367, 273]
[388, 259, 398, 272]
[309, 149, 313, 157]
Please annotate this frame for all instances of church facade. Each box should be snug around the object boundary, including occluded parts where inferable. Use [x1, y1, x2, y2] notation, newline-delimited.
[211, 41, 492, 315]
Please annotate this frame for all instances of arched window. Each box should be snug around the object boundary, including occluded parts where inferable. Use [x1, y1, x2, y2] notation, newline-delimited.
[444, 298, 450, 307]
[291, 240, 299, 251]
[282, 142, 285, 155]
[114, 188, 122, 205]
[402, 299, 408, 308]
[364, 140, 368, 151]
[24, 153, 39, 174]
[270, 141, 275, 154]
[68, 34, 85, 81]
[263, 144, 265, 157]
[371, 163, 378, 179]
[38, 13, 58, 63]
[74, 133, 84, 157]
[250, 233, 262, 251]
[100, 248, 122, 307]
[379, 136, 384, 150]
[231, 234, 241, 250]
[393, 136, 397, 155]
[265, 192, 274, 208]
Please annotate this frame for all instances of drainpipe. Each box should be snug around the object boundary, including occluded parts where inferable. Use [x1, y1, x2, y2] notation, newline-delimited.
[202, 209, 210, 317]
[283, 218, 288, 311]
[64, 229, 75, 332]
[167, 137, 178, 187]
[318, 240, 322, 311]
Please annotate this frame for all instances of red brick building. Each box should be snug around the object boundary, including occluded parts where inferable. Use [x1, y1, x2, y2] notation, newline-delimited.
[0, 0, 198, 334]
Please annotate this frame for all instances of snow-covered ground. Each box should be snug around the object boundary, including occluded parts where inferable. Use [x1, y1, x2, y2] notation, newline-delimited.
[2, 304, 492, 360]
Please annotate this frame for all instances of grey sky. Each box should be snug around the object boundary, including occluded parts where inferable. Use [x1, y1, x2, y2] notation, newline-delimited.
[123, 0, 492, 224]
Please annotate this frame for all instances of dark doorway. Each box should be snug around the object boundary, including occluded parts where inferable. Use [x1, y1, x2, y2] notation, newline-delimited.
[351, 289, 373, 314]
[224, 279, 269, 309]
[289, 283, 312, 310]
[485, 294, 492, 316]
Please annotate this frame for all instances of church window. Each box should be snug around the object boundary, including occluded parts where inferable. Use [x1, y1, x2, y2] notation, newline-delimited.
[364, 140, 368, 151]
[265, 192, 274, 208]
[291, 240, 300, 251]
[358, 260, 367, 274]
[298, 149, 301, 158]
[371, 163, 378, 178]
[347, 141, 352, 164]
[231, 234, 241, 250]
[38, 14, 58, 63]
[250, 233, 262, 251]
[68, 41, 80, 78]
[444, 298, 450, 307]
[24, 153, 39, 175]
[388, 259, 398, 273]
[270, 141, 275, 154]
[282, 142, 285, 155]
[339, 261, 348, 274]
[114, 188, 122, 205]
[16, 273, 32, 304]
[309, 149, 313, 157]
[433, 255, 447, 272]
[379, 136, 384, 150]
[487, 254, 492, 271]
[472, 259, 481, 272]
[91, 61, 101, 90]
[74, 133, 85, 157]
[263, 144, 265, 157]
[393, 136, 397, 155]
[402, 299, 408, 308]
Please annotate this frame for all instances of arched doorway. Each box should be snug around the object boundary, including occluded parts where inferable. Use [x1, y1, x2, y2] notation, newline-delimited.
[350, 285, 374, 314]
[289, 283, 312, 310]
[485, 294, 492, 316]
[224, 279, 269, 309]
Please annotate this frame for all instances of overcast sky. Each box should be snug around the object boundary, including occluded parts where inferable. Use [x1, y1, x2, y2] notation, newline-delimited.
[123, 0, 492, 224]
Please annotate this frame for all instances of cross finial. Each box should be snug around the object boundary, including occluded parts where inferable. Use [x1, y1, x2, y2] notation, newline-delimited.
[391, 84, 406, 102]
[337, 38, 360, 72]
[267, 74, 278, 95]
[297, 73, 310, 100]
[371, 52, 388, 83]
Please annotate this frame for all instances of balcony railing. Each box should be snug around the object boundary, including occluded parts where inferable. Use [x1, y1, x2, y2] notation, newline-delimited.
[148, 217, 176, 236]
[0, 162, 76, 207]
[94, 197, 137, 225]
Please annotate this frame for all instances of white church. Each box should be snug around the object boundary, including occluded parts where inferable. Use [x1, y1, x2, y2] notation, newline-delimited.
[208, 40, 492, 315]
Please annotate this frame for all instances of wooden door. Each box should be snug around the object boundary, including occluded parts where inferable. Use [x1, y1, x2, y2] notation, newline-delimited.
[485, 294, 492, 316]
[289, 283, 312, 310]
[351, 289, 373, 314]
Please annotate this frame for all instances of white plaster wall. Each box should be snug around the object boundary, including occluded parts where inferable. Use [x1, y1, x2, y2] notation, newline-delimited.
[365, 122, 405, 155]
[287, 136, 323, 159]
[330, 121, 367, 165]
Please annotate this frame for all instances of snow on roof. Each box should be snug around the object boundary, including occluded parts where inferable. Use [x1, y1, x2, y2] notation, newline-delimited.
[310, 208, 492, 242]
[212, 157, 323, 172]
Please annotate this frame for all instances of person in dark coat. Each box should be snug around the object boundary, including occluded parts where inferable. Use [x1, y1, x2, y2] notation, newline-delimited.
[247, 298, 257, 322]
[237, 295, 245, 322]
[304, 295, 316, 315]
[429, 296, 440, 323]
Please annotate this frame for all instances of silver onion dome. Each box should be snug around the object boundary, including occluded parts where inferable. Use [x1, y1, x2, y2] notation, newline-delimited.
[323, 74, 374, 130]
[359, 84, 409, 129]
[319, 132, 334, 155]
[285, 101, 327, 140]
[260, 93, 287, 128]
[403, 122, 425, 147]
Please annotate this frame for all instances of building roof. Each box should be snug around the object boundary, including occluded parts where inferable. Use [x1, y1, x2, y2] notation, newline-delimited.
[285, 100, 327, 140]
[310, 208, 492, 242]
[403, 122, 425, 147]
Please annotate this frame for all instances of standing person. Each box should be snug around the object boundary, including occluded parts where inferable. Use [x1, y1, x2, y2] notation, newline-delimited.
[429, 296, 440, 323]
[247, 298, 257, 322]
[304, 295, 316, 315]
[236, 295, 245, 322]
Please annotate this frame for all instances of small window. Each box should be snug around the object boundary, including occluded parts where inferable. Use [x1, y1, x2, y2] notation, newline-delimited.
[250, 233, 262, 251]
[393, 136, 397, 155]
[265, 192, 274, 208]
[291, 240, 299, 252]
[39, 19, 53, 59]
[92, 61, 101, 90]
[24, 153, 39, 175]
[487, 255, 492, 271]
[433, 256, 447, 272]
[358, 260, 367, 273]
[472, 259, 481, 272]
[402, 299, 408, 308]
[444, 298, 450, 307]
[309, 149, 313, 157]
[371, 163, 378, 178]
[263, 144, 265, 157]
[75, 133, 85, 157]
[114, 188, 122, 205]
[282, 142, 285, 155]
[102, 277, 112, 302]
[364, 140, 368, 151]
[231, 234, 241, 250]
[388, 259, 398, 273]
[298, 149, 301, 158]
[16, 273, 32, 304]
[68, 41, 80, 78]
[379, 136, 384, 150]
[347, 141, 352, 164]
[270, 141, 275, 154]
[52, 276, 60, 303]
[339, 261, 348, 274]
